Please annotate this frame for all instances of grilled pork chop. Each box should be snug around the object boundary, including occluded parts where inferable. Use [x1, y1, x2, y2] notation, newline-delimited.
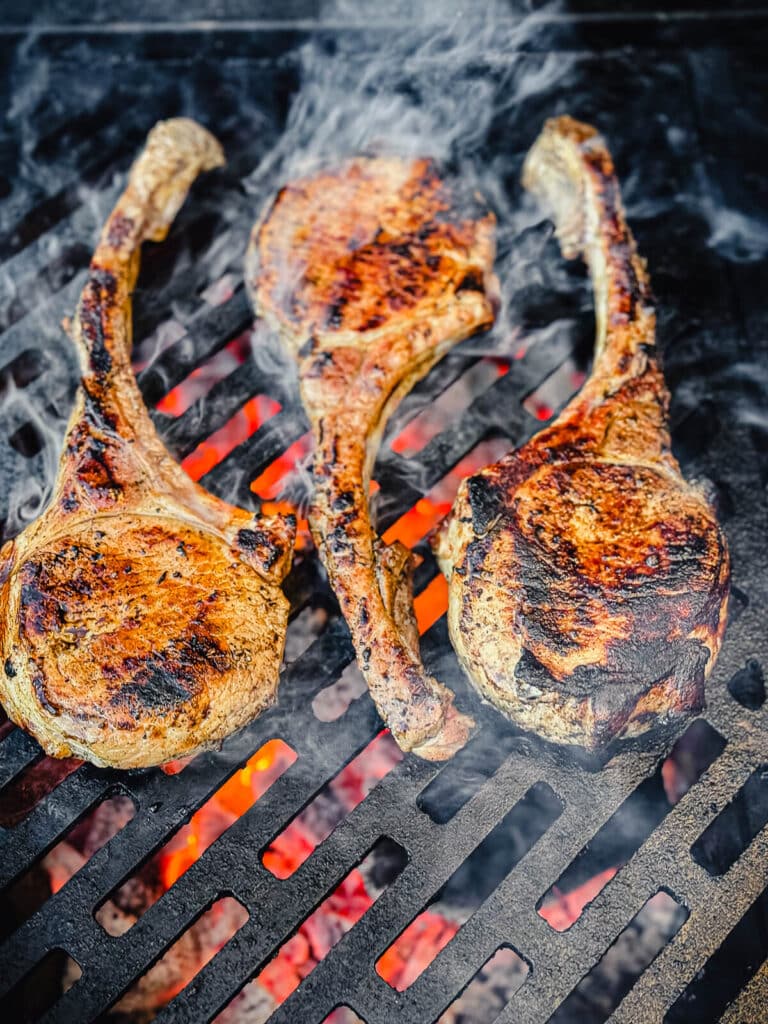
[247, 158, 497, 759]
[435, 117, 730, 750]
[0, 120, 295, 769]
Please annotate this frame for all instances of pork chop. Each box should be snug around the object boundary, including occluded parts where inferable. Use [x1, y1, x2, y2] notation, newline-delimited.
[247, 157, 497, 759]
[0, 119, 295, 768]
[435, 117, 730, 750]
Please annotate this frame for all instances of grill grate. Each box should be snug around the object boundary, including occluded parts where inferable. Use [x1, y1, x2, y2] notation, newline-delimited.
[1, 9, 768, 1023]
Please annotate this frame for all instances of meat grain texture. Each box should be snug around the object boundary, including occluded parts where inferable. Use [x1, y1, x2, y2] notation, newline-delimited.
[0, 120, 295, 768]
[248, 158, 498, 759]
[435, 117, 730, 750]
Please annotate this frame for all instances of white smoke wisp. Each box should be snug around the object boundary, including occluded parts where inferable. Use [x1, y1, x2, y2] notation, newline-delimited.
[1, 1, 578, 537]
[246, 2, 568, 192]
[2, 360, 71, 538]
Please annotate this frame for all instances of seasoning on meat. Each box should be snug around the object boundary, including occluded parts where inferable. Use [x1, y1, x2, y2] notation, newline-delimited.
[248, 157, 498, 759]
[0, 120, 295, 769]
[435, 117, 730, 750]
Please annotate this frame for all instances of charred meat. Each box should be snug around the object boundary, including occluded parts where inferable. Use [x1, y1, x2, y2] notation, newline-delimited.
[435, 117, 730, 750]
[248, 157, 498, 759]
[0, 120, 295, 769]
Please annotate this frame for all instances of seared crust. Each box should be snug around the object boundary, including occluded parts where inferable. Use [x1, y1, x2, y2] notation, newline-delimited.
[435, 117, 730, 750]
[0, 120, 295, 768]
[248, 158, 497, 759]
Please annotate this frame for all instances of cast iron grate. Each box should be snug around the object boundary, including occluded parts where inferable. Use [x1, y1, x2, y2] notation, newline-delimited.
[1, 11, 767, 1023]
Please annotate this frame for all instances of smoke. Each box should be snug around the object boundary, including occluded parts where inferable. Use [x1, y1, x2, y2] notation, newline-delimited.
[244, 1, 577, 353]
[701, 201, 768, 264]
[243, 9, 565, 177]
[2, 0, 764, 541]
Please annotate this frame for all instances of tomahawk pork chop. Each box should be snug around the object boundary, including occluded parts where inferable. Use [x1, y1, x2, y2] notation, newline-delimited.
[247, 158, 498, 759]
[435, 117, 730, 749]
[0, 120, 295, 768]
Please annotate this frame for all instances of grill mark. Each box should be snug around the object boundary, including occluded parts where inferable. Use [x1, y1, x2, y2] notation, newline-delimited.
[79, 267, 118, 376]
[110, 631, 229, 716]
[238, 527, 283, 570]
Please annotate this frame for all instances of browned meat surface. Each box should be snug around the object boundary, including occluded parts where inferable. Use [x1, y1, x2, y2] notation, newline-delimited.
[435, 117, 730, 750]
[0, 120, 295, 769]
[247, 157, 498, 759]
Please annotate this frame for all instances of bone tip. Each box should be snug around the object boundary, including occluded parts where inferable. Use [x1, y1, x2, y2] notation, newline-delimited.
[522, 114, 603, 192]
[149, 117, 226, 173]
[410, 705, 475, 762]
[542, 115, 601, 148]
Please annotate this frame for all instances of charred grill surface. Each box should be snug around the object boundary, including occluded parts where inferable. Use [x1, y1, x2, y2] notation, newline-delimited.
[248, 157, 498, 759]
[436, 117, 731, 750]
[0, 120, 295, 769]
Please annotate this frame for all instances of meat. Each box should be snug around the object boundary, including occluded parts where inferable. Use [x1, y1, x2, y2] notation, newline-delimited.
[0, 120, 295, 769]
[247, 157, 498, 759]
[434, 117, 730, 750]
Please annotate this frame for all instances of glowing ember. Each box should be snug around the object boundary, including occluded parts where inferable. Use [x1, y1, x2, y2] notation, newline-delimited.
[251, 432, 312, 500]
[263, 731, 403, 880]
[256, 860, 377, 1004]
[322, 1008, 366, 1024]
[182, 394, 281, 481]
[20, 795, 136, 908]
[383, 437, 511, 551]
[413, 574, 449, 634]
[160, 739, 296, 890]
[376, 912, 461, 992]
[140, 733, 460, 1018]
[381, 437, 511, 631]
[208, 840, 409, 1022]
[114, 897, 249, 1016]
[538, 866, 620, 932]
[156, 331, 252, 417]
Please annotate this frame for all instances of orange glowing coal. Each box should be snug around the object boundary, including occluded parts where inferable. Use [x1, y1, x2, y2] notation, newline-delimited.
[155, 331, 253, 418]
[144, 729, 460, 1014]
[181, 394, 281, 482]
[383, 435, 513, 632]
[256, 863, 376, 1005]
[538, 866, 620, 932]
[251, 433, 312, 500]
[376, 912, 461, 992]
[263, 731, 402, 881]
[159, 739, 296, 890]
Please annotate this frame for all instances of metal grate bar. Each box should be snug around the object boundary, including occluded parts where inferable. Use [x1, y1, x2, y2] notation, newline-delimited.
[40, 699, 385, 1023]
[136, 286, 254, 406]
[719, 955, 768, 1024]
[286, 747, 661, 1024]
[375, 332, 575, 530]
[0, 728, 42, 793]
[201, 409, 309, 505]
[151, 340, 298, 460]
[0, 770, 113, 889]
